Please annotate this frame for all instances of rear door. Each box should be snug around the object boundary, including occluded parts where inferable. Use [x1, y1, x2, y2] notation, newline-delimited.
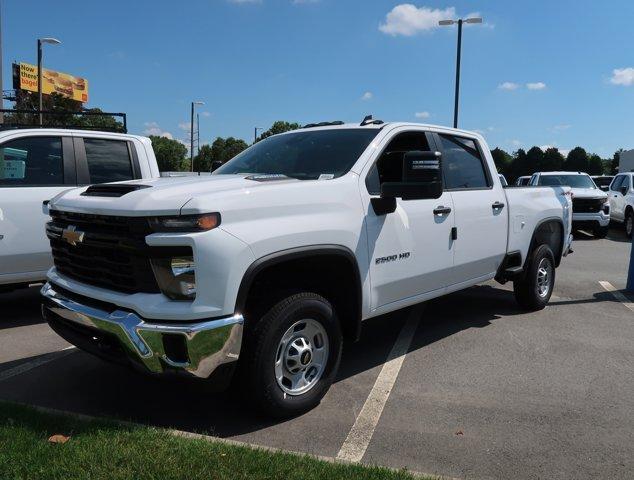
[0, 135, 76, 282]
[435, 133, 507, 285]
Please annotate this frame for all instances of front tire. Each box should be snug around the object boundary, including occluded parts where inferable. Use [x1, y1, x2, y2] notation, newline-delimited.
[625, 210, 633, 238]
[243, 292, 342, 418]
[513, 244, 555, 311]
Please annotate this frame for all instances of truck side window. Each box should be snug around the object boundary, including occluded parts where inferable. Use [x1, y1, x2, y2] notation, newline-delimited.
[439, 134, 490, 190]
[365, 131, 430, 195]
[84, 138, 133, 184]
[610, 175, 624, 192]
[0, 136, 64, 186]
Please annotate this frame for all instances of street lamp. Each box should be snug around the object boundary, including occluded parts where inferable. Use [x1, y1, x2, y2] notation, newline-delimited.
[190, 101, 204, 171]
[254, 127, 263, 143]
[37, 37, 61, 126]
[438, 17, 482, 128]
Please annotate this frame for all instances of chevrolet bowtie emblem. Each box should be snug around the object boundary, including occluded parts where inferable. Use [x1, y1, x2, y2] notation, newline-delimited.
[61, 225, 85, 246]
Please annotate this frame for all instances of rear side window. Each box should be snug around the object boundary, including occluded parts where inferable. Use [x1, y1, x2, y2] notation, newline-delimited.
[0, 136, 64, 186]
[84, 138, 133, 184]
[439, 134, 490, 189]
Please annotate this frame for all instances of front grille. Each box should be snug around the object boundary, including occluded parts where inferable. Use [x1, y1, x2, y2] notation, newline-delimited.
[572, 197, 605, 213]
[47, 211, 187, 294]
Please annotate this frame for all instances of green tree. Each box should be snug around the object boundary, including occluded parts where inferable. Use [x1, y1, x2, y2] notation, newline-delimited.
[542, 147, 565, 171]
[526, 146, 545, 171]
[256, 121, 301, 142]
[193, 144, 214, 172]
[611, 148, 624, 175]
[508, 148, 529, 182]
[210, 137, 249, 165]
[564, 147, 588, 172]
[587, 154, 604, 175]
[491, 147, 512, 176]
[149, 135, 188, 172]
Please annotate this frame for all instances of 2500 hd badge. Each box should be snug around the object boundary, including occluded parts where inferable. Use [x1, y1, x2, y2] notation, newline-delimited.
[375, 252, 411, 264]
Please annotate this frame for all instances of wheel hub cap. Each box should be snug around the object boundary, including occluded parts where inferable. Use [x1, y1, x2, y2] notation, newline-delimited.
[275, 319, 329, 396]
[536, 258, 553, 298]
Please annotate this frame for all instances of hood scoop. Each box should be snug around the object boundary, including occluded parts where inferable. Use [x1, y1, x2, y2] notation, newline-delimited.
[81, 183, 152, 198]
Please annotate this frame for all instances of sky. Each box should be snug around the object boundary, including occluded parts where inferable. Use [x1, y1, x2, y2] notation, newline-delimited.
[3, 0, 634, 157]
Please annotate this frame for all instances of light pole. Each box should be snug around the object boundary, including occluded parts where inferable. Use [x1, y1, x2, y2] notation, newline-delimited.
[438, 17, 481, 128]
[190, 101, 204, 171]
[254, 127, 263, 143]
[37, 37, 61, 126]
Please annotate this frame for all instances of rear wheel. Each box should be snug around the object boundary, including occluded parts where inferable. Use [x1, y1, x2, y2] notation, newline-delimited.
[242, 292, 342, 418]
[513, 244, 555, 311]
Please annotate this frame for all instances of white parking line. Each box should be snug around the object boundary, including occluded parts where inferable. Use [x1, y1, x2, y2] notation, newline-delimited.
[599, 281, 634, 312]
[0, 347, 76, 382]
[336, 306, 422, 462]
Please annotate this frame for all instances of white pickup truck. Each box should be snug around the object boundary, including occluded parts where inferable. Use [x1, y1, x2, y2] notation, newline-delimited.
[41, 121, 573, 417]
[0, 129, 160, 292]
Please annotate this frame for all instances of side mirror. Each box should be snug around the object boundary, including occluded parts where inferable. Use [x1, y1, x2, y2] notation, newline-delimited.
[210, 160, 223, 172]
[621, 185, 628, 195]
[381, 151, 443, 200]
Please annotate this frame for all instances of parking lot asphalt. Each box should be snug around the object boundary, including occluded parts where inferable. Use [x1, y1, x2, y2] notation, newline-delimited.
[1, 228, 633, 480]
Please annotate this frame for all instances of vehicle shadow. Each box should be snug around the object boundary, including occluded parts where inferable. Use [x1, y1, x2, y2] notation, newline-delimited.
[0, 286, 45, 330]
[0, 283, 538, 440]
[573, 227, 630, 243]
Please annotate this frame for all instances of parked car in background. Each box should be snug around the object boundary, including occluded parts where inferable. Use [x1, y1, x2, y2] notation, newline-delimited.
[529, 171, 609, 238]
[516, 176, 531, 186]
[592, 175, 614, 192]
[608, 172, 634, 237]
[498, 174, 508, 186]
[42, 121, 573, 417]
[0, 129, 161, 292]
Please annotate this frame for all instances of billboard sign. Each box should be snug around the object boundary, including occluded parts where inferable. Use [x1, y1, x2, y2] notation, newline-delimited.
[14, 62, 89, 103]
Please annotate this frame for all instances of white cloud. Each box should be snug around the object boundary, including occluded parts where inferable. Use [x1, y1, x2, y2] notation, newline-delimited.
[553, 124, 571, 131]
[379, 4, 456, 36]
[201, 111, 212, 117]
[526, 82, 546, 90]
[361, 91, 373, 101]
[143, 122, 173, 139]
[510, 139, 522, 147]
[178, 122, 192, 131]
[498, 82, 519, 91]
[539, 144, 554, 151]
[610, 67, 634, 86]
[414, 111, 430, 119]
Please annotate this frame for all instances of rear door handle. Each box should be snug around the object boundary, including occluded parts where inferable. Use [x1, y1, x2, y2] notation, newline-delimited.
[433, 206, 452, 216]
[492, 201, 505, 210]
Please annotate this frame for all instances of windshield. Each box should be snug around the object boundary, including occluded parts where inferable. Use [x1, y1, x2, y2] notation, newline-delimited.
[213, 129, 379, 180]
[538, 174, 597, 189]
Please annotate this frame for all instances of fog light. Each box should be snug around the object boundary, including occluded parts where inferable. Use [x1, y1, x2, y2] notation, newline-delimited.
[151, 256, 196, 300]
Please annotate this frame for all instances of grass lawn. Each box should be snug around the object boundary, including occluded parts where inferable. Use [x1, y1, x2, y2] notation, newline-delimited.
[0, 402, 427, 480]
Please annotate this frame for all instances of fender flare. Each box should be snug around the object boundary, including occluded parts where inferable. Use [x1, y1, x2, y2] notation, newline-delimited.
[234, 244, 363, 340]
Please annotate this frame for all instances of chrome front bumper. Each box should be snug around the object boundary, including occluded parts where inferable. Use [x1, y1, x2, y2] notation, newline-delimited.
[41, 283, 243, 379]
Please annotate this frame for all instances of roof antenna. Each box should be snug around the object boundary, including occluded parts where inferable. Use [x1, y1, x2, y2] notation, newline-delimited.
[360, 114, 373, 126]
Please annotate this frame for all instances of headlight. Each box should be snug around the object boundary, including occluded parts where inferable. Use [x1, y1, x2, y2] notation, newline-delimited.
[149, 213, 220, 232]
[151, 256, 196, 300]
[603, 200, 610, 214]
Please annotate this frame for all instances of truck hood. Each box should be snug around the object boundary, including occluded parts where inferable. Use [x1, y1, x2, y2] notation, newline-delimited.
[569, 187, 608, 200]
[50, 174, 300, 216]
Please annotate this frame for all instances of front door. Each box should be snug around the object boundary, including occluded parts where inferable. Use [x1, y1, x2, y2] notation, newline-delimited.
[363, 129, 455, 310]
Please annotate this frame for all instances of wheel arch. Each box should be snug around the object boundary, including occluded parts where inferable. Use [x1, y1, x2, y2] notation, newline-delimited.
[527, 217, 565, 268]
[235, 245, 363, 342]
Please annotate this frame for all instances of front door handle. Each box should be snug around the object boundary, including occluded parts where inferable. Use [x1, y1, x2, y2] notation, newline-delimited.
[492, 201, 505, 210]
[433, 206, 452, 216]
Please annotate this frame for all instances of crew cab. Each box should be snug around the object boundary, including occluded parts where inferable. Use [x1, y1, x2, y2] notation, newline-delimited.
[608, 172, 634, 237]
[529, 171, 609, 238]
[0, 129, 160, 292]
[41, 121, 573, 417]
